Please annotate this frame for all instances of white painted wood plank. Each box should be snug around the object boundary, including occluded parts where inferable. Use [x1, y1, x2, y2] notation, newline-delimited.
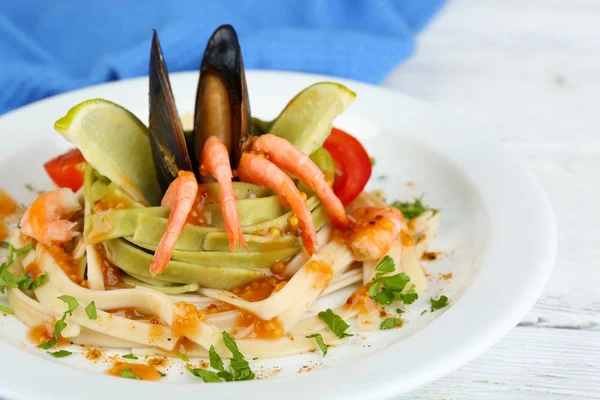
[384, 0, 600, 330]
[402, 327, 600, 399]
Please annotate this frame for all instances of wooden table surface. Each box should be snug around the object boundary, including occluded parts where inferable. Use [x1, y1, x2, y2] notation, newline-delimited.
[385, 0, 600, 398]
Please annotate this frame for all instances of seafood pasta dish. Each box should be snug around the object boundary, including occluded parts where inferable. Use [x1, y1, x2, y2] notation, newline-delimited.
[1, 25, 442, 381]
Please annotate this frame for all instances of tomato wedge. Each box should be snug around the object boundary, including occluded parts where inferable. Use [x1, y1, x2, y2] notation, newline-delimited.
[323, 128, 372, 205]
[43, 148, 87, 191]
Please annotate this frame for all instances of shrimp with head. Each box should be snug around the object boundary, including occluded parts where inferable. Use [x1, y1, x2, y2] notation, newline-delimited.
[20, 188, 81, 245]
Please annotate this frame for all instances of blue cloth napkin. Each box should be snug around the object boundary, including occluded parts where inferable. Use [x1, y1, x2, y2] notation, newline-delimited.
[0, 0, 445, 115]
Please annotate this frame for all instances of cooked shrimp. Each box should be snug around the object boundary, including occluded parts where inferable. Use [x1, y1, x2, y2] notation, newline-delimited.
[200, 136, 247, 251]
[251, 134, 350, 228]
[150, 171, 198, 277]
[346, 207, 403, 261]
[237, 153, 318, 255]
[20, 188, 81, 245]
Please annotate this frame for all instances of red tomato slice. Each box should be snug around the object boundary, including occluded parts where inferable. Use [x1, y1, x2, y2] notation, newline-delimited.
[323, 128, 372, 205]
[43, 149, 87, 191]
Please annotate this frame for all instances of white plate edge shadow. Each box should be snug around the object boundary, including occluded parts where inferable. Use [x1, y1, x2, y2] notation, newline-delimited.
[0, 70, 557, 400]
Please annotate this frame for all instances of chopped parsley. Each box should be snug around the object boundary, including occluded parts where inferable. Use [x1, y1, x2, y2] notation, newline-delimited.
[0, 304, 13, 314]
[0, 243, 47, 293]
[378, 175, 388, 181]
[368, 256, 416, 306]
[39, 295, 79, 349]
[380, 318, 403, 330]
[396, 308, 405, 314]
[58, 295, 79, 314]
[47, 350, 72, 358]
[120, 368, 141, 380]
[318, 309, 353, 339]
[306, 333, 328, 356]
[187, 333, 255, 383]
[122, 353, 138, 360]
[430, 295, 449, 312]
[369, 157, 376, 166]
[85, 301, 97, 320]
[175, 351, 189, 362]
[391, 196, 437, 220]
[420, 310, 428, 316]
[187, 367, 222, 383]
[209, 345, 224, 371]
[222, 331, 255, 381]
[158, 371, 166, 377]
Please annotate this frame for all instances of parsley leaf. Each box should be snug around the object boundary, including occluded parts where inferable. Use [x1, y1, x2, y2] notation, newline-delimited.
[85, 301, 97, 320]
[369, 257, 414, 306]
[158, 371, 166, 377]
[120, 368, 141, 380]
[187, 367, 221, 383]
[0, 304, 13, 314]
[369, 157, 376, 166]
[217, 370, 234, 382]
[47, 350, 72, 358]
[0, 243, 45, 294]
[222, 331, 255, 381]
[209, 345, 224, 371]
[39, 295, 78, 349]
[306, 333, 328, 356]
[374, 255, 395, 277]
[391, 196, 437, 220]
[380, 318, 403, 330]
[420, 310, 428, 316]
[397, 284, 418, 305]
[396, 308, 405, 314]
[430, 295, 449, 312]
[175, 351, 189, 362]
[318, 309, 353, 339]
[122, 353, 138, 360]
[58, 295, 79, 315]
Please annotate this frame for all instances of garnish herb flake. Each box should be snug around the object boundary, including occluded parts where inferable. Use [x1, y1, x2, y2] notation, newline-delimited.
[187, 367, 222, 383]
[369, 257, 414, 306]
[122, 353, 138, 360]
[0, 243, 46, 294]
[430, 295, 449, 312]
[85, 301, 97, 320]
[120, 368, 141, 380]
[0, 304, 13, 314]
[47, 350, 72, 358]
[317, 309, 353, 339]
[58, 295, 79, 315]
[209, 345, 224, 371]
[380, 318, 403, 330]
[222, 331, 255, 381]
[175, 351, 189, 362]
[391, 196, 437, 220]
[306, 333, 328, 356]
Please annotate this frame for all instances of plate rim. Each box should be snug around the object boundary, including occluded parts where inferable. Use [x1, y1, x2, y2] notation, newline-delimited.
[0, 70, 557, 400]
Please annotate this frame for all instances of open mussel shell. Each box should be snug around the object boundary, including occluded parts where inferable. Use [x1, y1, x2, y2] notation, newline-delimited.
[193, 24, 251, 172]
[149, 30, 193, 192]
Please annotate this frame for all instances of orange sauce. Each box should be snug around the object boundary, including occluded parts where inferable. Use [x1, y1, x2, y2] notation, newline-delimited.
[93, 194, 132, 212]
[24, 262, 43, 279]
[305, 260, 333, 289]
[0, 189, 18, 241]
[45, 243, 86, 286]
[400, 230, 414, 247]
[172, 302, 205, 338]
[94, 244, 131, 289]
[28, 321, 70, 347]
[227, 277, 288, 339]
[171, 337, 196, 355]
[107, 362, 163, 381]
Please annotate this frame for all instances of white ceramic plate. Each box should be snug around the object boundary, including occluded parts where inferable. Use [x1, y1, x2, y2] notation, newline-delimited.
[0, 71, 556, 400]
